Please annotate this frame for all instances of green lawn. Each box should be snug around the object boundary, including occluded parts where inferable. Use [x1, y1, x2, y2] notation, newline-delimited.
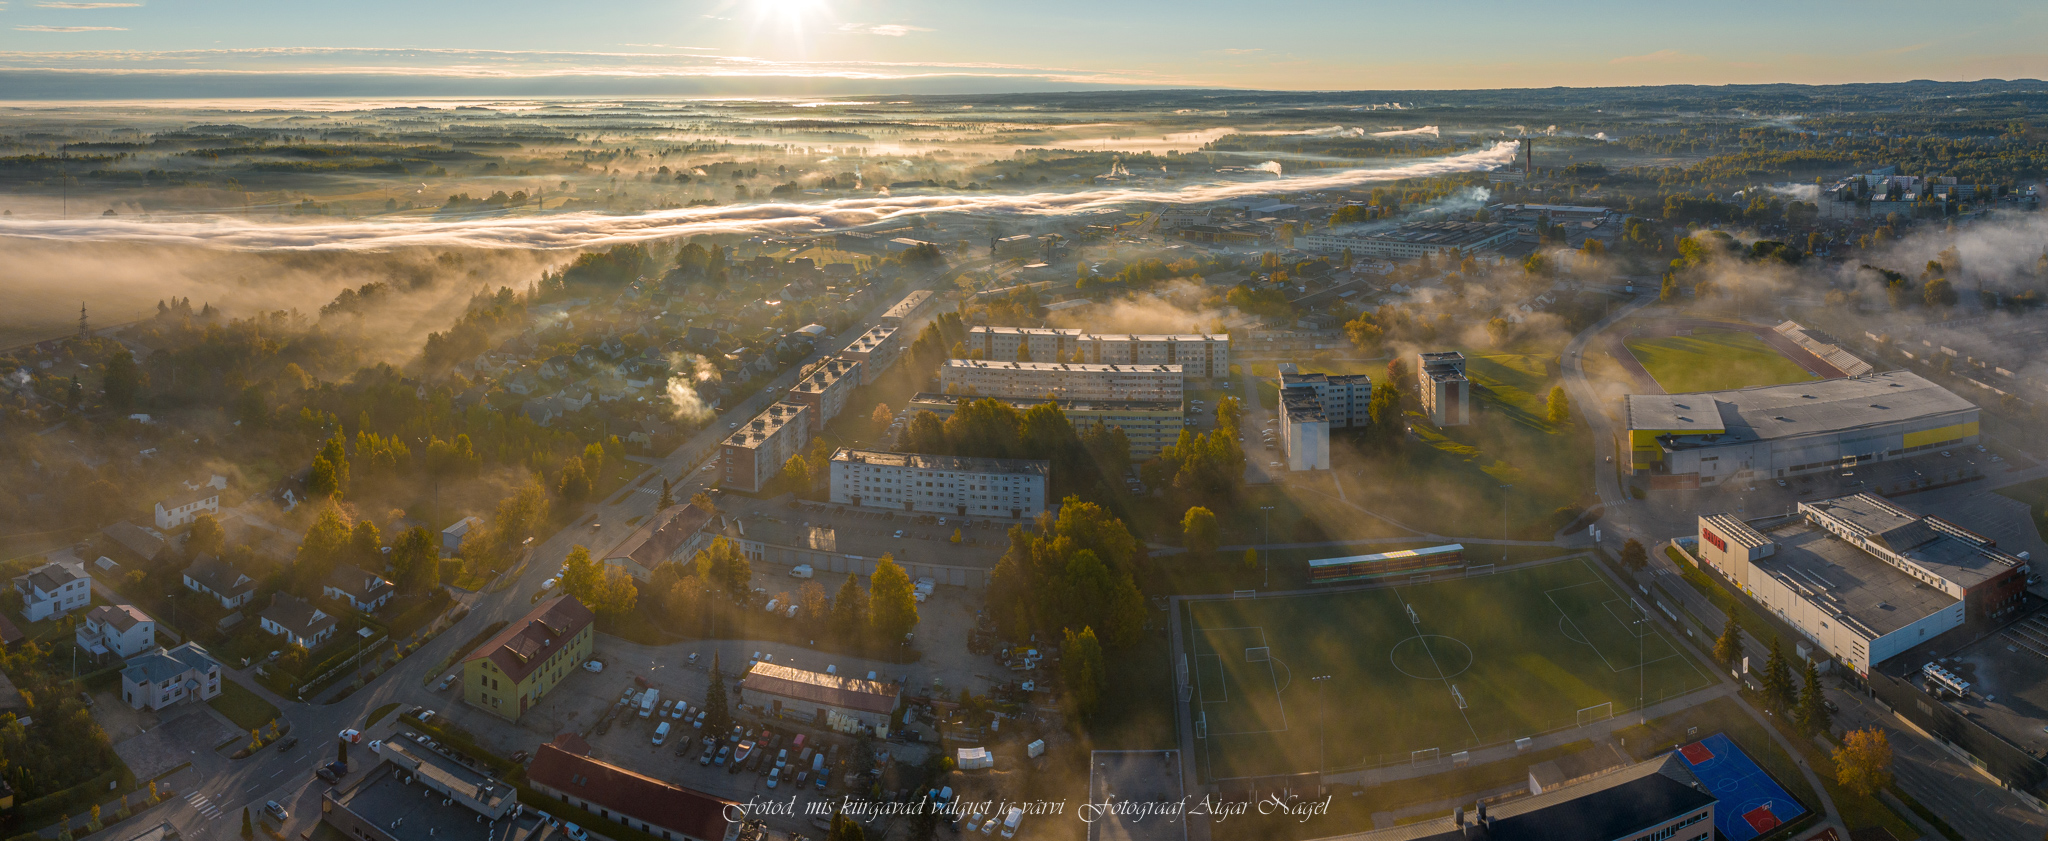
[365, 702, 399, 729]
[1624, 330, 1818, 394]
[208, 677, 281, 732]
[1182, 557, 1714, 780]
[1996, 476, 2048, 536]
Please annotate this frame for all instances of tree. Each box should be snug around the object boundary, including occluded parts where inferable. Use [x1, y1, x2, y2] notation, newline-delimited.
[1545, 385, 1572, 427]
[831, 573, 869, 643]
[588, 567, 639, 619]
[869, 402, 892, 431]
[1833, 727, 1893, 797]
[1619, 538, 1647, 572]
[102, 351, 142, 411]
[781, 454, 811, 489]
[693, 537, 751, 605]
[827, 813, 867, 841]
[185, 513, 225, 560]
[1182, 507, 1219, 560]
[1366, 382, 1404, 446]
[1485, 317, 1514, 348]
[1762, 638, 1795, 712]
[797, 581, 829, 633]
[1703, 613, 1742, 666]
[1923, 276, 1958, 308]
[657, 478, 673, 510]
[1659, 272, 1679, 303]
[557, 456, 591, 502]
[391, 527, 439, 595]
[868, 556, 919, 646]
[241, 807, 253, 839]
[1061, 626, 1106, 721]
[703, 653, 730, 734]
[1343, 316, 1385, 354]
[560, 545, 602, 603]
[295, 503, 352, 590]
[1795, 658, 1832, 736]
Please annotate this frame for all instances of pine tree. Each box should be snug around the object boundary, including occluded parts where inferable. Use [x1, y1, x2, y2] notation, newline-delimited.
[1763, 638, 1795, 711]
[658, 478, 674, 509]
[241, 807, 253, 839]
[1796, 658, 1832, 735]
[1713, 617, 1743, 666]
[704, 653, 730, 735]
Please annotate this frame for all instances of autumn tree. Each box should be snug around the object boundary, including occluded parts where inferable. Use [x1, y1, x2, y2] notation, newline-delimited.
[1061, 626, 1106, 721]
[587, 567, 639, 619]
[797, 580, 829, 634]
[560, 545, 602, 603]
[985, 498, 1145, 647]
[869, 403, 892, 431]
[868, 556, 920, 647]
[1182, 507, 1219, 561]
[1545, 385, 1572, 427]
[1619, 538, 1646, 572]
[294, 503, 352, 590]
[1833, 728, 1892, 797]
[390, 527, 440, 595]
[692, 537, 751, 605]
[557, 456, 591, 502]
[185, 513, 225, 559]
[1713, 617, 1743, 666]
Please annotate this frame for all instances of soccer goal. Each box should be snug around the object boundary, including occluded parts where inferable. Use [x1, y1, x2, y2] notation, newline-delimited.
[1194, 711, 1208, 739]
[1405, 604, 1420, 625]
[1245, 646, 1272, 663]
[1232, 589, 1257, 600]
[1450, 685, 1468, 710]
[1410, 747, 1440, 766]
[1576, 702, 1614, 726]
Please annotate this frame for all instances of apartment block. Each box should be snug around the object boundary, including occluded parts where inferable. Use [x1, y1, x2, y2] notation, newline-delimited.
[940, 359, 1182, 402]
[905, 392, 1184, 458]
[838, 325, 901, 386]
[720, 402, 812, 492]
[788, 358, 862, 430]
[829, 448, 1049, 519]
[965, 327, 1229, 380]
[1417, 351, 1472, 426]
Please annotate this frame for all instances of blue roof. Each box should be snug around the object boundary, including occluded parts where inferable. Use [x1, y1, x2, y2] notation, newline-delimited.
[121, 643, 219, 684]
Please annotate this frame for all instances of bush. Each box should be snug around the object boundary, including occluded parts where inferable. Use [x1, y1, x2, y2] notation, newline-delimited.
[5, 762, 132, 832]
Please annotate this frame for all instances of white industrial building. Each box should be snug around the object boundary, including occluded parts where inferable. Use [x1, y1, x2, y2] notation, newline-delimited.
[1695, 494, 2028, 676]
[940, 359, 1183, 402]
[829, 448, 1049, 519]
[964, 327, 1229, 379]
[1624, 371, 1980, 489]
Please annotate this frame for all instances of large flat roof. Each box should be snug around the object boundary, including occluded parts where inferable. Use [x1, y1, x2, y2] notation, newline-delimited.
[907, 392, 1181, 413]
[1757, 521, 1958, 637]
[1625, 370, 1974, 441]
[830, 448, 1048, 476]
[1802, 494, 2019, 591]
[944, 359, 1181, 374]
[740, 661, 899, 714]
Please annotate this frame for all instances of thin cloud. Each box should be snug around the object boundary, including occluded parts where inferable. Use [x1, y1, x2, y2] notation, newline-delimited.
[1219, 48, 1263, 55]
[15, 24, 125, 30]
[1611, 49, 1700, 65]
[35, 2, 141, 7]
[837, 23, 931, 37]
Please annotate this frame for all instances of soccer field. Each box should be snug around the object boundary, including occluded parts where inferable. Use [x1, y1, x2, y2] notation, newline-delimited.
[1180, 557, 1714, 781]
[1623, 329, 1818, 394]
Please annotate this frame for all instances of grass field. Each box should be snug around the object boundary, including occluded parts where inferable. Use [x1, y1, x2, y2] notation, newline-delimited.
[1181, 557, 1714, 781]
[208, 678, 281, 732]
[1624, 330, 1818, 394]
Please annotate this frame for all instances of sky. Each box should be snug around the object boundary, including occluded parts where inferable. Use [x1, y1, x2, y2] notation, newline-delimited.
[0, 0, 2046, 97]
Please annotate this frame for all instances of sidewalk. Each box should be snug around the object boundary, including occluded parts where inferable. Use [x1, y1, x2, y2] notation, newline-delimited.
[37, 764, 201, 841]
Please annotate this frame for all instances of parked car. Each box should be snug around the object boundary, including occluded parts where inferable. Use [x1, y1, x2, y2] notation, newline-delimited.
[583, 660, 603, 673]
[265, 801, 290, 821]
[563, 824, 589, 841]
[437, 675, 457, 691]
[316, 763, 344, 784]
[653, 722, 672, 746]
[276, 737, 300, 753]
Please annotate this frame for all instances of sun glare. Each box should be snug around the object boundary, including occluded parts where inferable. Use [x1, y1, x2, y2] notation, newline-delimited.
[751, 0, 822, 22]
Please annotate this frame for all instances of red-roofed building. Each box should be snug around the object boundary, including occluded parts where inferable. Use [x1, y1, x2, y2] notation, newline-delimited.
[739, 661, 900, 737]
[461, 596, 594, 721]
[526, 744, 738, 841]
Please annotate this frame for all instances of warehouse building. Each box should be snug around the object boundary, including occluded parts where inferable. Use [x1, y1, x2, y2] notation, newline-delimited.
[964, 327, 1230, 379]
[740, 662, 900, 737]
[1623, 371, 1979, 489]
[720, 402, 811, 493]
[828, 448, 1049, 519]
[940, 359, 1183, 402]
[1296, 221, 1517, 261]
[904, 392, 1183, 458]
[788, 358, 862, 430]
[1695, 493, 2028, 675]
[838, 325, 901, 385]
[1417, 351, 1472, 426]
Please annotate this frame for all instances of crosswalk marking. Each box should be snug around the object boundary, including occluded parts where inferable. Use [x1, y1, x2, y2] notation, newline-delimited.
[185, 792, 224, 819]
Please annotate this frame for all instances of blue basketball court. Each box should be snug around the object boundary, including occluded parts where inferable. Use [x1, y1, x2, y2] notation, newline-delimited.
[1676, 732, 1807, 841]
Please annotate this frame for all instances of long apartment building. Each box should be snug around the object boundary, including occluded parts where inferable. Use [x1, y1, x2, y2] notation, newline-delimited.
[1696, 493, 2028, 675]
[1296, 220, 1518, 261]
[838, 325, 901, 385]
[1278, 364, 1370, 428]
[905, 392, 1183, 458]
[964, 326, 1229, 380]
[879, 290, 936, 327]
[828, 448, 1049, 519]
[940, 359, 1182, 402]
[1417, 351, 1472, 426]
[788, 358, 862, 430]
[720, 401, 811, 492]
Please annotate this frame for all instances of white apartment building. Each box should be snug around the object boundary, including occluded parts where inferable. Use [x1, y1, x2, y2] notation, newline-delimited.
[1277, 365, 1371, 428]
[1418, 351, 1472, 426]
[77, 604, 156, 659]
[120, 643, 223, 711]
[940, 359, 1183, 402]
[721, 402, 813, 493]
[829, 448, 1049, 519]
[964, 327, 1229, 380]
[12, 561, 89, 622]
[1278, 388, 1331, 471]
[788, 358, 862, 431]
[839, 325, 901, 385]
[154, 488, 219, 531]
[879, 290, 936, 327]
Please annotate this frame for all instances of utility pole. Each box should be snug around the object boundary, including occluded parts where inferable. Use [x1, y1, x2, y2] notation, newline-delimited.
[1260, 506, 1276, 588]
[1312, 675, 1332, 786]
[1638, 608, 1647, 724]
[1499, 484, 1512, 562]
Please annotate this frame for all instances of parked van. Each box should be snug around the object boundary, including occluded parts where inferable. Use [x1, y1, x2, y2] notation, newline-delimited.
[789, 564, 814, 579]
[639, 689, 659, 718]
[652, 722, 671, 746]
[1000, 807, 1023, 838]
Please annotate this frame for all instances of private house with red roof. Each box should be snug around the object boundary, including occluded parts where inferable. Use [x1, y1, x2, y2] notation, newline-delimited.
[526, 744, 738, 841]
[461, 596, 593, 721]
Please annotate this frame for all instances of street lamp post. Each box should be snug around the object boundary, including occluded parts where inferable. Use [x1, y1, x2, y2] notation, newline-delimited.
[1312, 675, 1333, 786]
[1260, 506, 1276, 588]
[1499, 484, 1512, 562]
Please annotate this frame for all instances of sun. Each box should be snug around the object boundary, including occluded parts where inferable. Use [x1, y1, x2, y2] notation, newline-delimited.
[750, 0, 823, 22]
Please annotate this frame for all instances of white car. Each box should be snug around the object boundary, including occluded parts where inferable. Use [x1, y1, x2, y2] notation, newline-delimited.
[368, 739, 383, 754]
[583, 659, 604, 673]
[542, 578, 559, 590]
[338, 728, 361, 743]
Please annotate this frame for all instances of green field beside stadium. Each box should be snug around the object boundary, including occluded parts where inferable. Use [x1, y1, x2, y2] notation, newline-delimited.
[1180, 557, 1715, 781]
[1624, 329, 1818, 394]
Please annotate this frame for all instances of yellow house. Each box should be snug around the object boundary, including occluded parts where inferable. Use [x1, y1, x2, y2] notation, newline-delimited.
[463, 595, 594, 721]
